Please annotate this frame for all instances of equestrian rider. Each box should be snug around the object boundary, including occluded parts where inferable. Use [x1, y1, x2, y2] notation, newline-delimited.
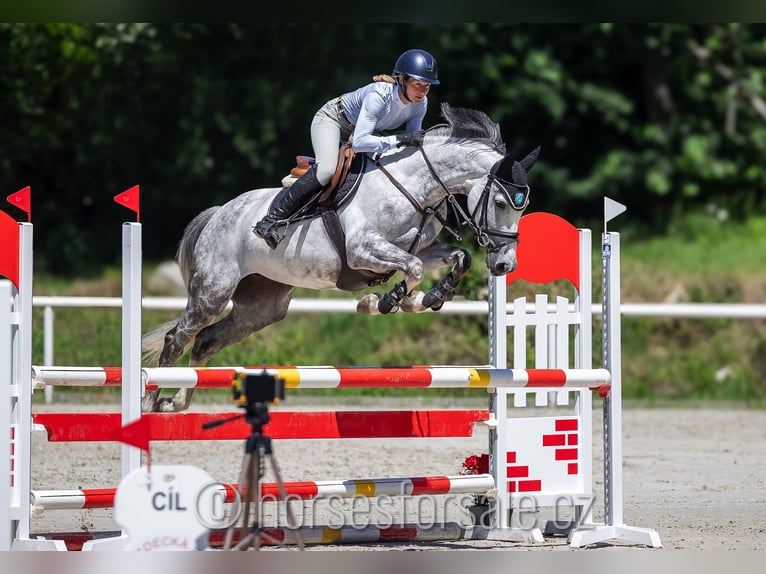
[253, 48, 440, 249]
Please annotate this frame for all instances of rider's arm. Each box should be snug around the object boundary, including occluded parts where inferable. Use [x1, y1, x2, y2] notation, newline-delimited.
[404, 98, 427, 132]
[350, 91, 400, 154]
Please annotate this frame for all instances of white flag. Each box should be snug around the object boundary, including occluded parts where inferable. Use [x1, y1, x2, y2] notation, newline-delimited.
[604, 196, 627, 225]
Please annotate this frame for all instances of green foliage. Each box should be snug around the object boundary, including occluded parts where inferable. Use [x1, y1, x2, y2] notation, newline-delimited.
[3, 23, 766, 274]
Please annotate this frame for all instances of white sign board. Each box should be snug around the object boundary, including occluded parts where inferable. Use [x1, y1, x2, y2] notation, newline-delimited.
[114, 464, 217, 551]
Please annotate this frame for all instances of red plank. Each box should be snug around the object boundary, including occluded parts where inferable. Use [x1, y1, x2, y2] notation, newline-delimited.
[33, 410, 489, 442]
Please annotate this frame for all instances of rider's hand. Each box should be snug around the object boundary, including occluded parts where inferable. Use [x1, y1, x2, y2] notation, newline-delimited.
[396, 131, 424, 147]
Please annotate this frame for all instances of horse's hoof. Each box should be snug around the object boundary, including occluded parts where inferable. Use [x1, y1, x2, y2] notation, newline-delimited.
[155, 397, 179, 413]
[357, 294, 381, 315]
[401, 291, 427, 313]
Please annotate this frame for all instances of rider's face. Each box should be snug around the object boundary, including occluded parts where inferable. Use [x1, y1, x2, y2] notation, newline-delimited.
[405, 78, 431, 103]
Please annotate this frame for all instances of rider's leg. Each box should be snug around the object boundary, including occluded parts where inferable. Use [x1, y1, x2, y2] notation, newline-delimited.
[253, 164, 323, 248]
[253, 99, 345, 249]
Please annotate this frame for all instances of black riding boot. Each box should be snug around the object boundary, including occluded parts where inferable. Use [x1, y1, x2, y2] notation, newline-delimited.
[253, 165, 324, 249]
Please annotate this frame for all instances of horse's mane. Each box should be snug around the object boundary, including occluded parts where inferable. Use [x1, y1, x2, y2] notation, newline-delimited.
[427, 103, 506, 154]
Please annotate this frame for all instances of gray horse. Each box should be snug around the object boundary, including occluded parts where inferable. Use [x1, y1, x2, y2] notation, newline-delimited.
[142, 103, 539, 412]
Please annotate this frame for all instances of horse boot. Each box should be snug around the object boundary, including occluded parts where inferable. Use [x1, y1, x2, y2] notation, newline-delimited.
[253, 164, 324, 249]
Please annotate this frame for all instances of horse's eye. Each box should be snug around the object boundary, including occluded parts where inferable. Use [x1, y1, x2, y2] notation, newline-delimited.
[494, 198, 507, 209]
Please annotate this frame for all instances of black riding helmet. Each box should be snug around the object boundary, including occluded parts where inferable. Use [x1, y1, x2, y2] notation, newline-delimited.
[393, 49, 440, 85]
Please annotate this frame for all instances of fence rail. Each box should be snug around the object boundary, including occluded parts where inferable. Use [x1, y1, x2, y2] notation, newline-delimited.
[32, 295, 766, 318]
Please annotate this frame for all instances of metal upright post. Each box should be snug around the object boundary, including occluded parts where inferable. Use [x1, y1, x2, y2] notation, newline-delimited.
[14, 224, 34, 544]
[569, 198, 661, 548]
[602, 230, 622, 526]
[0, 280, 12, 551]
[79, 222, 142, 551]
[7, 224, 65, 550]
[487, 275, 505, 527]
[122, 222, 143, 477]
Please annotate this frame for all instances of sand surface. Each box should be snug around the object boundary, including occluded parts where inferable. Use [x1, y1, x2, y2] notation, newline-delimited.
[27, 398, 766, 551]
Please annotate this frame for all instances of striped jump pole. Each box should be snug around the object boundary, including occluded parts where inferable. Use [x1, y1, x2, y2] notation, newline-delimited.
[41, 522, 500, 551]
[209, 523, 473, 547]
[31, 365, 611, 392]
[31, 473, 495, 512]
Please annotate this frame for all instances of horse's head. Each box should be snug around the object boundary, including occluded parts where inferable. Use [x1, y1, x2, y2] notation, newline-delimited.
[467, 145, 540, 275]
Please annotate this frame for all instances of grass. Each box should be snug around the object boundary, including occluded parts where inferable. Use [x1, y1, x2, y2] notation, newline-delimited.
[28, 211, 766, 406]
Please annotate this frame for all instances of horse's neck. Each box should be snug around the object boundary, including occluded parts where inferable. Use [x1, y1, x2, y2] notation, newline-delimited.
[374, 144, 484, 204]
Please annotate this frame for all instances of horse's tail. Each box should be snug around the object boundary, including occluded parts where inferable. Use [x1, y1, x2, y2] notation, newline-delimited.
[142, 206, 220, 365]
[141, 319, 177, 365]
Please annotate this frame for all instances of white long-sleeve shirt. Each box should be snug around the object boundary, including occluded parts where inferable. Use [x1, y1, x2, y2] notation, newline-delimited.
[339, 81, 427, 154]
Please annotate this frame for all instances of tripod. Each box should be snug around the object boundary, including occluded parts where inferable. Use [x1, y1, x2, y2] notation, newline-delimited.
[205, 402, 304, 550]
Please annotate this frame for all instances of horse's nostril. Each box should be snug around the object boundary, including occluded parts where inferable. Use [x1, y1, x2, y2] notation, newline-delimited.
[496, 262, 510, 275]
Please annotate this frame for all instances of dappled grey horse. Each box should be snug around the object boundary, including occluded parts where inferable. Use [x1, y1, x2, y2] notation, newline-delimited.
[142, 103, 539, 412]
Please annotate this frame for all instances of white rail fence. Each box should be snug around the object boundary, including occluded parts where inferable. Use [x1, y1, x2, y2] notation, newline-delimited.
[33, 295, 766, 403]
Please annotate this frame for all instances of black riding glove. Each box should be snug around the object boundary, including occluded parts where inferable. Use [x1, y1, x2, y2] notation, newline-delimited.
[396, 131, 424, 147]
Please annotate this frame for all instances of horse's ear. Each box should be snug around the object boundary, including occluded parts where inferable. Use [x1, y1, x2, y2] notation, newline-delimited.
[520, 145, 541, 173]
[512, 161, 528, 186]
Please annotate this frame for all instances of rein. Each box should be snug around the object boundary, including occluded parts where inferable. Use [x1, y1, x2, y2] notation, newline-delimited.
[371, 143, 524, 254]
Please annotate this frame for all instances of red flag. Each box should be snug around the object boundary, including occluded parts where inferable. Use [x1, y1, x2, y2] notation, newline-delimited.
[6, 186, 31, 222]
[110, 416, 152, 453]
[114, 185, 140, 221]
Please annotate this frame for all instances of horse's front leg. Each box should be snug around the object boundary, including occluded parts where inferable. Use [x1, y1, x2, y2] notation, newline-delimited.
[346, 234, 425, 315]
[401, 241, 472, 313]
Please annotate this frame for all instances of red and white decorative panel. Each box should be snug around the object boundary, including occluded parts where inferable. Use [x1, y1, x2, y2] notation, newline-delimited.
[505, 416, 588, 507]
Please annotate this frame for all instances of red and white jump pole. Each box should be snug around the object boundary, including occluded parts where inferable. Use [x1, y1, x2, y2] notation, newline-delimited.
[31, 473, 495, 512]
[31, 364, 611, 391]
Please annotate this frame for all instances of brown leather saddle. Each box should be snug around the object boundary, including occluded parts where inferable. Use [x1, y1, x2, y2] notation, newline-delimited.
[288, 142, 356, 204]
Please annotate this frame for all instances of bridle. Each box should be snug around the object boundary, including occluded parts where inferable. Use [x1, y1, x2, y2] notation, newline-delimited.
[371, 141, 528, 255]
[468, 167, 529, 253]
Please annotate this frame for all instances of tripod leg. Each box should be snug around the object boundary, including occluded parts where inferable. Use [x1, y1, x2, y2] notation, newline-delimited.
[251, 447, 262, 551]
[233, 443, 284, 550]
[233, 448, 261, 550]
[239, 446, 286, 550]
[267, 448, 305, 550]
[225, 451, 253, 550]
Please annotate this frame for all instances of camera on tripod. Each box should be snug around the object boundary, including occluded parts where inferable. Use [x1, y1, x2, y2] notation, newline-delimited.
[232, 370, 285, 407]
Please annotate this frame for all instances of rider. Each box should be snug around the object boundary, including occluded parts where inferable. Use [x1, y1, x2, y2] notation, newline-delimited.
[253, 48, 440, 249]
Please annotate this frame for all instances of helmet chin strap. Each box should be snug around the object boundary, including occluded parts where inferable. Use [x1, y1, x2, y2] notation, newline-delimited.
[398, 76, 413, 103]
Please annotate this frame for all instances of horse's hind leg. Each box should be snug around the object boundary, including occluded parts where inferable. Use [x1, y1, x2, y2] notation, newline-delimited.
[164, 275, 294, 412]
[146, 271, 240, 413]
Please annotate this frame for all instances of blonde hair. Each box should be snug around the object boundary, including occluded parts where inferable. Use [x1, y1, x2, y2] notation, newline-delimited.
[372, 74, 396, 83]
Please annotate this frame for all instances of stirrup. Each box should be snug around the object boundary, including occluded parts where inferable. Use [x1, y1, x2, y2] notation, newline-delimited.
[253, 220, 282, 249]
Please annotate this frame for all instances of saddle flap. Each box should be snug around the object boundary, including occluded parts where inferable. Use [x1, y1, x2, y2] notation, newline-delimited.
[320, 142, 356, 203]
